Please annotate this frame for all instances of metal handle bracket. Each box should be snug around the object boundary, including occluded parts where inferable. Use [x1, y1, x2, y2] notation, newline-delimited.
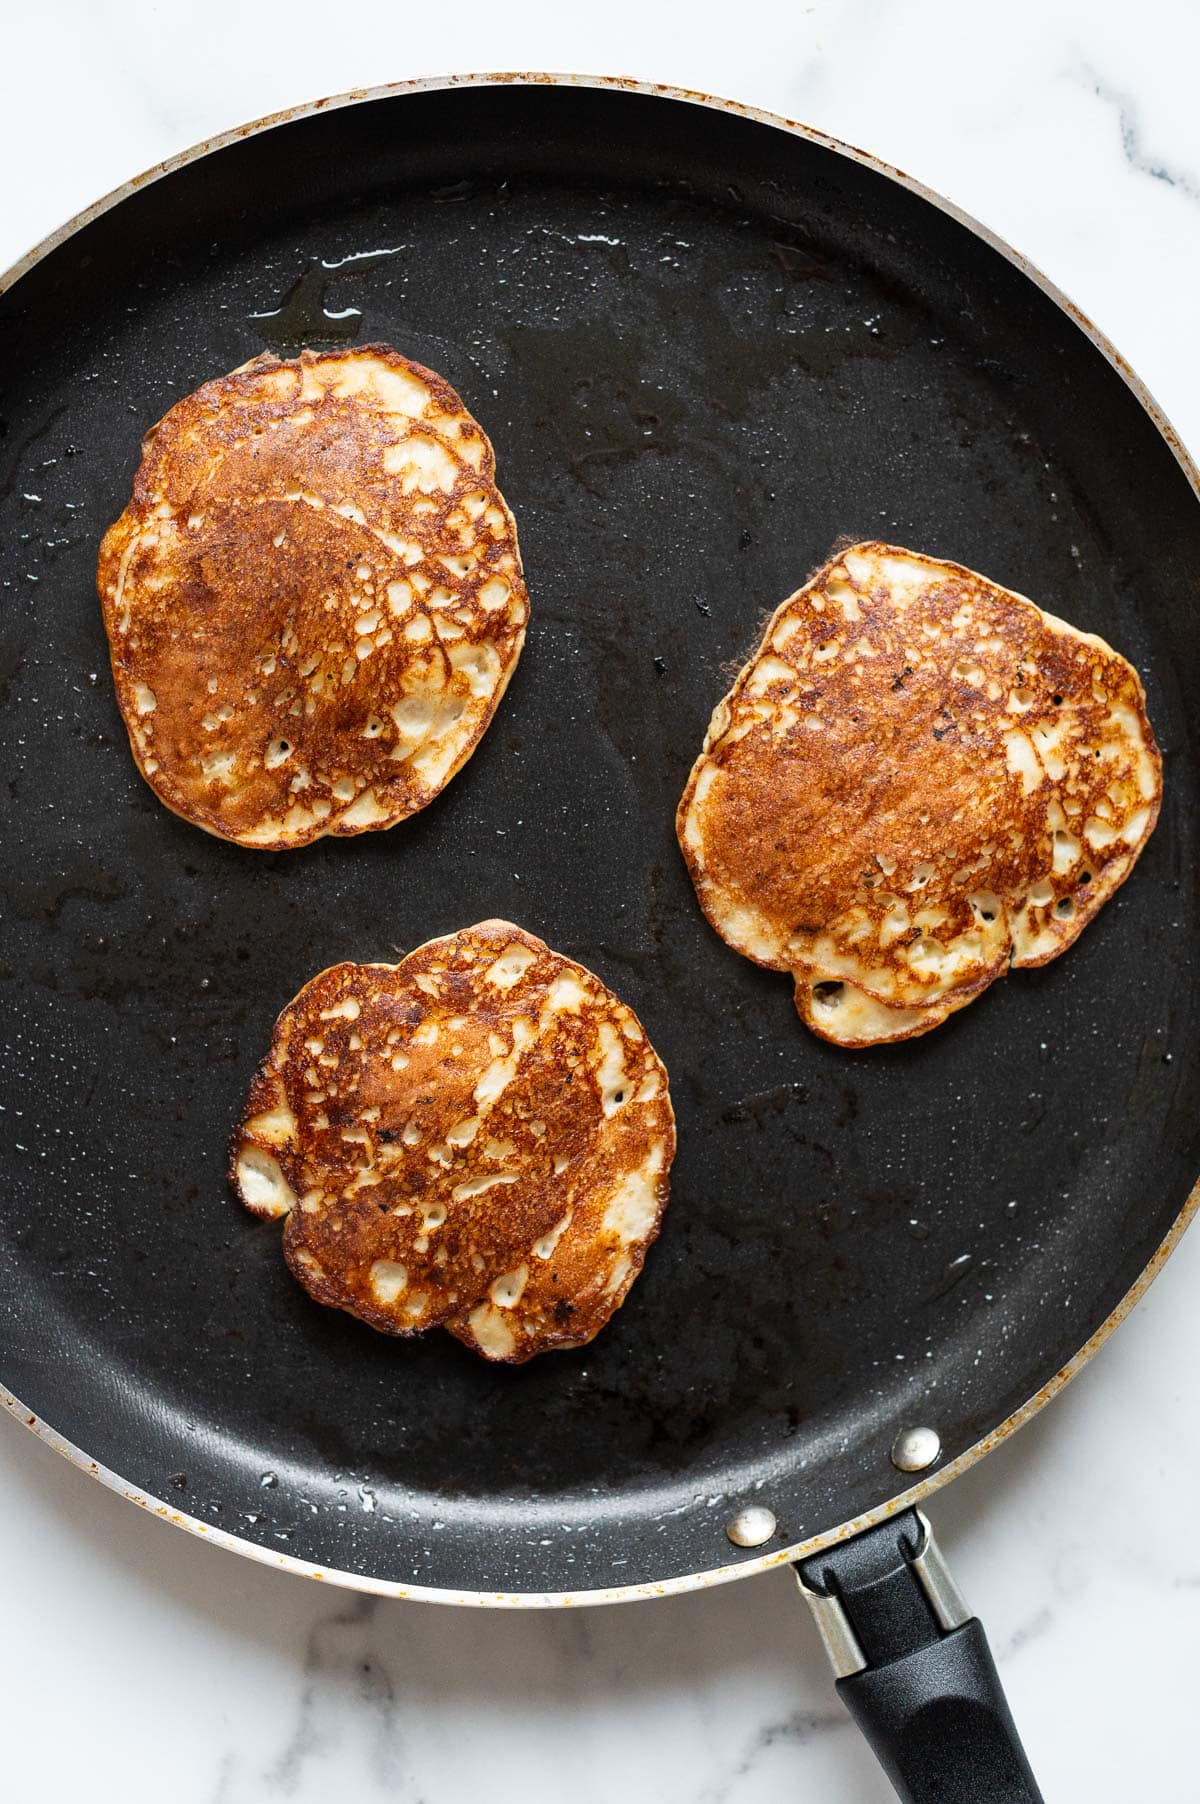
[796, 1508, 968, 1676]
[794, 1508, 1043, 1804]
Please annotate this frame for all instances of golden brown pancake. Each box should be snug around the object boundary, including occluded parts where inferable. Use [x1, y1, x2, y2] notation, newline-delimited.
[231, 921, 675, 1363]
[677, 543, 1162, 1047]
[97, 346, 528, 849]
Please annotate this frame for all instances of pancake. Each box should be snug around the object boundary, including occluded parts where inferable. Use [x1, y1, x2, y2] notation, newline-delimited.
[231, 921, 675, 1363]
[97, 346, 528, 849]
[677, 543, 1162, 1047]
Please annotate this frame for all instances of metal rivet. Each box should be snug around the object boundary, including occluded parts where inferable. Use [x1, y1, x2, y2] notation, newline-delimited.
[725, 1505, 777, 1548]
[891, 1425, 941, 1473]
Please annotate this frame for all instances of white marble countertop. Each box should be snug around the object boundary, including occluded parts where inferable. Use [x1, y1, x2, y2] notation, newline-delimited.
[3, 5, 1199, 1800]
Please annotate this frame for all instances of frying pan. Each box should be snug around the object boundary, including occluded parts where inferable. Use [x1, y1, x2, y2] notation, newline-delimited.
[1, 74, 1197, 1803]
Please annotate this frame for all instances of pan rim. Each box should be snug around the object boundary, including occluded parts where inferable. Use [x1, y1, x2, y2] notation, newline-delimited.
[2, 69, 1197, 1607]
[6, 1180, 1198, 1605]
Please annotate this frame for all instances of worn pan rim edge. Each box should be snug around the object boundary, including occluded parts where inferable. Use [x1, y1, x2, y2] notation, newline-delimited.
[2, 69, 1197, 1607]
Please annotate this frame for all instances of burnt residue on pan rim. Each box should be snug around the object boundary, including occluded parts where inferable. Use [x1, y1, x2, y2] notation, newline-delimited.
[1, 71, 1197, 1608]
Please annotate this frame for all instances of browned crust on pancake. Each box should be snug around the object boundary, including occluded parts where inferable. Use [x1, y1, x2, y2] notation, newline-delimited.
[677, 542, 1162, 1047]
[231, 921, 675, 1362]
[97, 346, 528, 849]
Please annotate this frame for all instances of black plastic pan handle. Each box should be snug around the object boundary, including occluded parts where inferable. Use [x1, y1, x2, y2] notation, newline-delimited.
[796, 1509, 1043, 1804]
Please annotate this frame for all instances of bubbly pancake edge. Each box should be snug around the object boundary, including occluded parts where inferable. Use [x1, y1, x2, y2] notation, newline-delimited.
[677, 542, 1162, 1048]
[231, 920, 675, 1361]
[98, 345, 529, 850]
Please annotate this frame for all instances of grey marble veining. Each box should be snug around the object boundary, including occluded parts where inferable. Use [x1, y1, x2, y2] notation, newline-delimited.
[1075, 61, 1200, 202]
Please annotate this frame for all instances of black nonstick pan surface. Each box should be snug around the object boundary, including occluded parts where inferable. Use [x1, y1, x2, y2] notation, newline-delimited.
[0, 76, 1197, 1601]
